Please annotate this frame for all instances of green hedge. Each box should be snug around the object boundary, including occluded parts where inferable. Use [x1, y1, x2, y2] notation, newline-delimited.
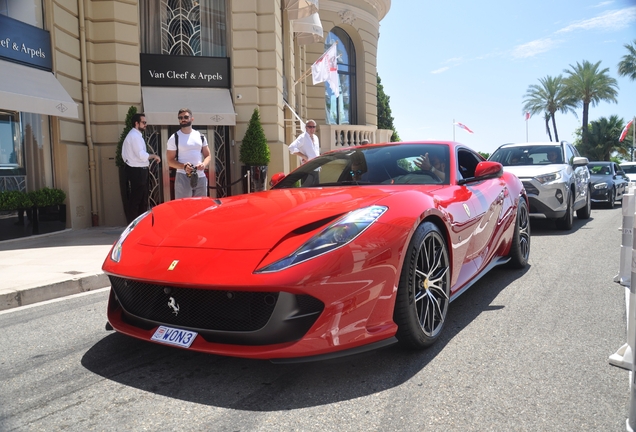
[0, 187, 65, 211]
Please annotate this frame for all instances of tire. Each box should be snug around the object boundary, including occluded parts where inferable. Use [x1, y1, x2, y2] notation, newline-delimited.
[394, 221, 451, 349]
[555, 191, 574, 230]
[576, 188, 591, 220]
[607, 188, 616, 209]
[507, 198, 531, 269]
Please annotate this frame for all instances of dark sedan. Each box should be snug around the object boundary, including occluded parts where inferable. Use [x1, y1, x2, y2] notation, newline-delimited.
[588, 161, 629, 208]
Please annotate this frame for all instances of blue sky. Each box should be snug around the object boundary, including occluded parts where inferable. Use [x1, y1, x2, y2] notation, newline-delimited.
[376, 0, 636, 155]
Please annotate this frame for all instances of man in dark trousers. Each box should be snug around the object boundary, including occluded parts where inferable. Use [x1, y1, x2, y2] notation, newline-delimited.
[122, 113, 160, 223]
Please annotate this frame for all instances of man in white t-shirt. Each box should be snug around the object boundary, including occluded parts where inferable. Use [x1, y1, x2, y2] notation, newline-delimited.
[288, 119, 320, 164]
[166, 108, 212, 199]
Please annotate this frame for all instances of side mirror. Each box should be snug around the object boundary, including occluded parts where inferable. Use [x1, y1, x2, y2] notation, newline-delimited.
[269, 172, 286, 188]
[474, 161, 503, 179]
[572, 156, 589, 167]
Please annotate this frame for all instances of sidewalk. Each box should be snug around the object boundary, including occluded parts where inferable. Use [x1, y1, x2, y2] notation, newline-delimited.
[0, 227, 124, 311]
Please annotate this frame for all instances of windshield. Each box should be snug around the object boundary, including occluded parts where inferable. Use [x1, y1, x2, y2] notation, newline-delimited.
[621, 164, 636, 174]
[588, 164, 611, 175]
[490, 145, 563, 166]
[273, 143, 451, 188]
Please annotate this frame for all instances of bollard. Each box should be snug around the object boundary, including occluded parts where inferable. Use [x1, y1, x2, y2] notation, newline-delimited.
[610, 192, 636, 370]
[627, 199, 636, 431]
[617, 193, 635, 286]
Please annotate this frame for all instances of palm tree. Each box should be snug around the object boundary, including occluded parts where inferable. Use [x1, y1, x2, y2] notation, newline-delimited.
[618, 39, 636, 81]
[575, 115, 626, 161]
[564, 60, 619, 144]
[522, 75, 576, 142]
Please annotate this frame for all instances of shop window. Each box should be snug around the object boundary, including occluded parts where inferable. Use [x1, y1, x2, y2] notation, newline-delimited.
[0, 111, 23, 175]
[325, 28, 357, 125]
[0, 0, 44, 28]
[140, 0, 227, 57]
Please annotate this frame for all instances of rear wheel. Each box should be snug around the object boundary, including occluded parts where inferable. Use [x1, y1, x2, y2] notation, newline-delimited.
[394, 222, 451, 349]
[507, 199, 531, 268]
[556, 192, 573, 230]
[576, 188, 591, 219]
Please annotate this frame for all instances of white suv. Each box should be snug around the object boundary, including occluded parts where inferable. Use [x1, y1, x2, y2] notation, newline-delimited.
[489, 142, 591, 230]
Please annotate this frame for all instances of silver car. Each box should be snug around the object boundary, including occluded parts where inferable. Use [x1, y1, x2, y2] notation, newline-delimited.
[489, 142, 591, 230]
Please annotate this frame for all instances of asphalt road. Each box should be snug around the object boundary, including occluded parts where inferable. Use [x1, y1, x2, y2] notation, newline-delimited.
[0, 206, 629, 431]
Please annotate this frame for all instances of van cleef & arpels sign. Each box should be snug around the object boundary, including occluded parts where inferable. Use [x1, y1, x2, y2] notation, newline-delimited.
[140, 54, 230, 88]
[0, 15, 52, 70]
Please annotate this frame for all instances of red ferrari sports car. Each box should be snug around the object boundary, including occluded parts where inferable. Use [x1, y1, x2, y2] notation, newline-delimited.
[103, 141, 530, 362]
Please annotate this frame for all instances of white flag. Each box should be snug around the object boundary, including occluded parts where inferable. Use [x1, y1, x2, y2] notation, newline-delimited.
[312, 43, 340, 98]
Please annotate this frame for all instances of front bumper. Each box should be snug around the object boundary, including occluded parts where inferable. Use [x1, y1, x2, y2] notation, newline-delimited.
[591, 188, 612, 203]
[521, 179, 568, 219]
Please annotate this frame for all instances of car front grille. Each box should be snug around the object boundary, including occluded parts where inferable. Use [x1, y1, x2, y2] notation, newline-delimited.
[522, 181, 539, 195]
[109, 275, 324, 335]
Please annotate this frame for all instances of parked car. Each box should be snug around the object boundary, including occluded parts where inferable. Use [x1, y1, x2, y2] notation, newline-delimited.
[103, 141, 530, 362]
[489, 141, 591, 230]
[620, 162, 636, 185]
[587, 161, 629, 208]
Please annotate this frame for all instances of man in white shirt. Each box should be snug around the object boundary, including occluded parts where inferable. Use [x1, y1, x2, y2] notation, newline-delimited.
[288, 119, 320, 164]
[167, 108, 212, 199]
[122, 113, 161, 223]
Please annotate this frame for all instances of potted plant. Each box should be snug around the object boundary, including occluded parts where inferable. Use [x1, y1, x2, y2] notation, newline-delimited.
[239, 108, 270, 192]
[116, 106, 138, 222]
[29, 187, 67, 234]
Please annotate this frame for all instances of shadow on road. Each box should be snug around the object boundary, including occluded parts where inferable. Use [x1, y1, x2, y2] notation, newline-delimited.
[81, 265, 529, 411]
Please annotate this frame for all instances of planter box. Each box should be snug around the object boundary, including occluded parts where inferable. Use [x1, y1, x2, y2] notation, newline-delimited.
[33, 204, 66, 235]
[242, 165, 268, 193]
[0, 209, 34, 241]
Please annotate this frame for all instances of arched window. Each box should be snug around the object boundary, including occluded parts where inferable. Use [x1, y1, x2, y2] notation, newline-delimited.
[325, 28, 356, 125]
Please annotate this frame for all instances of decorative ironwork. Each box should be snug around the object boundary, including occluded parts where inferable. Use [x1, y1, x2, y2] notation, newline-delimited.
[161, 0, 202, 56]
[145, 125, 162, 207]
[0, 176, 26, 192]
[211, 126, 229, 197]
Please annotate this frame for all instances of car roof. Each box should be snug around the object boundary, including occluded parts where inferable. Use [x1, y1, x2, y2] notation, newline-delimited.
[620, 162, 636, 166]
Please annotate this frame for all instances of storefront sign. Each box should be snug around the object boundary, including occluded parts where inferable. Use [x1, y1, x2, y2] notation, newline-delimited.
[0, 15, 52, 71]
[140, 54, 230, 88]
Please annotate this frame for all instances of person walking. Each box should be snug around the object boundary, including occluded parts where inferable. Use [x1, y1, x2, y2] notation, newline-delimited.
[166, 108, 211, 199]
[288, 119, 320, 164]
[122, 112, 160, 223]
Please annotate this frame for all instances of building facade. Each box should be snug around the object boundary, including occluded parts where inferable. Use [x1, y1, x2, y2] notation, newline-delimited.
[0, 0, 391, 229]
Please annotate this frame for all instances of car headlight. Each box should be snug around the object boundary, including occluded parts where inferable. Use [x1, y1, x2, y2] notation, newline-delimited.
[110, 211, 150, 262]
[257, 205, 388, 273]
[535, 172, 561, 184]
[593, 182, 608, 190]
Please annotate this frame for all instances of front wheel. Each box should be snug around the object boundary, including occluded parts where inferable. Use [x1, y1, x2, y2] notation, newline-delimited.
[507, 198, 531, 268]
[576, 188, 591, 220]
[394, 222, 451, 349]
[556, 192, 573, 230]
[607, 188, 616, 209]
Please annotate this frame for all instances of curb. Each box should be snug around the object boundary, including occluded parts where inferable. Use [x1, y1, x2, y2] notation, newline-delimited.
[0, 273, 110, 311]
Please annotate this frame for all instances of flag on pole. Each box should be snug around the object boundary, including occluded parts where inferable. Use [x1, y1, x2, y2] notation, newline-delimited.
[525, 112, 531, 121]
[312, 43, 340, 98]
[620, 119, 634, 142]
[454, 121, 474, 134]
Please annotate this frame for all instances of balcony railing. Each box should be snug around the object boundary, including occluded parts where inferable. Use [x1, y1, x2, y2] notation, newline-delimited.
[318, 125, 393, 152]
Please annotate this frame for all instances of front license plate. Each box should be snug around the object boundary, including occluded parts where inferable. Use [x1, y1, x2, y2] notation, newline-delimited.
[151, 326, 197, 348]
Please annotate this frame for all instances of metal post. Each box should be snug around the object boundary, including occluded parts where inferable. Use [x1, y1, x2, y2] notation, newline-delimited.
[247, 170, 251, 194]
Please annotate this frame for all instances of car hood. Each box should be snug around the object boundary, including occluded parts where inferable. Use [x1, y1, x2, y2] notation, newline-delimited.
[502, 164, 567, 179]
[137, 187, 412, 250]
[590, 174, 613, 184]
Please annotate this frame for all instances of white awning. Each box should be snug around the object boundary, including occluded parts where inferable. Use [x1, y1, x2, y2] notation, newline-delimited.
[285, 0, 319, 20]
[141, 87, 236, 126]
[0, 59, 78, 118]
[292, 13, 324, 45]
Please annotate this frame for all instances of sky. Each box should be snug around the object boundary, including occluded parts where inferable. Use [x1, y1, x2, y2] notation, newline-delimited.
[376, 0, 636, 156]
